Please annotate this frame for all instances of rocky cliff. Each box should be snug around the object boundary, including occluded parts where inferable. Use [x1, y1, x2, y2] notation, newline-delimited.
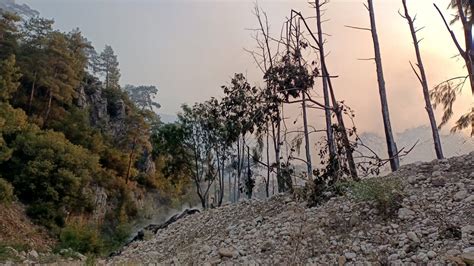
[110, 152, 474, 265]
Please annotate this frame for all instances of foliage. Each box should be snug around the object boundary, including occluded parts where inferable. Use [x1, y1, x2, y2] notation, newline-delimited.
[97, 45, 120, 90]
[265, 53, 316, 100]
[59, 222, 103, 254]
[0, 55, 21, 101]
[0, 178, 14, 204]
[349, 178, 403, 217]
[124, 84, 161, 112]
[6, 129, 100, 228]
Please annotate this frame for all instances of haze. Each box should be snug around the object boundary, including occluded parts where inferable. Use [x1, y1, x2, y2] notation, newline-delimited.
[19, 0, 472, 135]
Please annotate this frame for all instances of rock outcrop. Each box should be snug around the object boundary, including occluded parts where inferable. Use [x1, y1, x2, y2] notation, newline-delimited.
[110, 152, 474, 265]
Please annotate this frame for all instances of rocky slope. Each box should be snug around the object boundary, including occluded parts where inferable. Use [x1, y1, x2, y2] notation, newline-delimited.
[110, 152, 474, 265]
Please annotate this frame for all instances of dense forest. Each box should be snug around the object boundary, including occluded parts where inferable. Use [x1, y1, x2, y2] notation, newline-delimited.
[0, 12, 195, 254]
[0, 0, 473, 260]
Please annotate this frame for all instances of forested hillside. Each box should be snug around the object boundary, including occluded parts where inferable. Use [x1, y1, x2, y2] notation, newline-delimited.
[0, 10, 195, 258]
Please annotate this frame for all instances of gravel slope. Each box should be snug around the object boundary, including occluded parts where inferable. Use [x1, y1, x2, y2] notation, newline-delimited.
[110, 152, 474, 265]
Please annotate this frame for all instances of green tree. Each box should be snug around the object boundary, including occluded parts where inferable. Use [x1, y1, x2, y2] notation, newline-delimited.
[0, 12, 20, 60]
[124, 85, 161, 112]
[5, 129, 100, 229]
[0, 54, 21, 101]
[42, 31, 84, 122]
[98, 45, 120, 90]
[18, 17, 54, 113]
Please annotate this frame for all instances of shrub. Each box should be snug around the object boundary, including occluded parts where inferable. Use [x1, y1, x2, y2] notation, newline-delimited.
[8, 129, 100, 228]
[350, 178, 403, 217]
[0, 178, 14, 203]
[59, 222, 103, 255]
[26, 202, 65, 230]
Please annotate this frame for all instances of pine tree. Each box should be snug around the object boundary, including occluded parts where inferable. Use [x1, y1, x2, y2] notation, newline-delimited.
[0, 54, 21, 101]
[99, 45, 120, 90]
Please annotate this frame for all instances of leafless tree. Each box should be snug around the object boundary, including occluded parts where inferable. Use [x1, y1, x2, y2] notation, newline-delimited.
[311, 0, 337, 167]
[347, 0, 400, 171]
[401, 0, 444, 159]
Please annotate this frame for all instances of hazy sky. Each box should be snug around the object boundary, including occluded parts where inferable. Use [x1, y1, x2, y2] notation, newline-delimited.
[19, 0, 472, 135]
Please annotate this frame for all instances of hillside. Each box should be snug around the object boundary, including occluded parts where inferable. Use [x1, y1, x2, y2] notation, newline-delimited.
[111, 152, 474, 265]
[0, 202, 54, 252]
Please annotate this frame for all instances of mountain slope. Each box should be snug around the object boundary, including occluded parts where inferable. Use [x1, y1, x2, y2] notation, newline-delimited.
[110, 152, 474, 265]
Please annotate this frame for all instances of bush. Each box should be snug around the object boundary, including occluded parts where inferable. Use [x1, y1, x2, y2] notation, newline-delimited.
[8, 129, 100, 228]
[350, 178, 403, 217]
[0, 178, 14, 203]
[26, 202, 65, 230]
[59, 222, 103, 255]
[100, 223, 131, 254]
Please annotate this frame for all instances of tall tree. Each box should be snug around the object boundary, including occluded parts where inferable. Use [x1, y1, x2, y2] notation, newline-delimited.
[42, 31, 84, 122]
[290, 10, 358, 180]
[99, 45, 120, 90]
[18, 17, 54, 113]
[401, 0, 444, 159]
[0, 12, 20, 60]
[313, 0, 337, 165]
[366, 0, 400, 171]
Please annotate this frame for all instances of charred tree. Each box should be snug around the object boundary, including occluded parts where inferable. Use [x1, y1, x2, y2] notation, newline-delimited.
[367, 0, 400, 171]
[401, 0, 444, 159]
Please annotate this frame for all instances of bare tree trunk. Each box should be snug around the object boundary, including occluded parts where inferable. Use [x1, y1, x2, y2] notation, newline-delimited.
[274, 118, 284, 192]
[325, 72, 358, 179]
[266, 122, 270, 197]
[218, 154, 225, 206]
[293, 17, 314, 181]
[28, 72, 37, 114]
[253, 5, 285, 192]
[229, 168, 232, 203]
[125, 138, 137, 184]
[367, 0, 400, 171]
[315, 0, 336, 162]
[44, 89, 53, 123]
[246, 145, 252, 199]
[236, 137, 241, 201]
[402, 0, 444, 159]
[302, 78, 313, 180]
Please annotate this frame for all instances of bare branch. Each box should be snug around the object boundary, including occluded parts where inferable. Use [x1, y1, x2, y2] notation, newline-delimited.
[344, 25, 371, 31]
[433, 3, 466, 59]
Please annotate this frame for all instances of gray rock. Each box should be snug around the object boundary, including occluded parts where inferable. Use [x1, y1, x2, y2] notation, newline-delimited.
[260, 240, 274, 252]
[218, 247, 238, 258]
[398, 208, 415, 220]
[446, 249, 461, 256]
[464, 194, 474, 203]
[464, 247, 474, 253]
[431, 177, 446, 187]
[344, 252, 356, 260]
[28, 250, 39, 259]
[407, 231, 420, 243]
[432, 170, 442, 177]
[427, 250, 436, 259]
[416, 252, 428, 262]
[454, 190, 468, 201]
[388, 253, 399, 261]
